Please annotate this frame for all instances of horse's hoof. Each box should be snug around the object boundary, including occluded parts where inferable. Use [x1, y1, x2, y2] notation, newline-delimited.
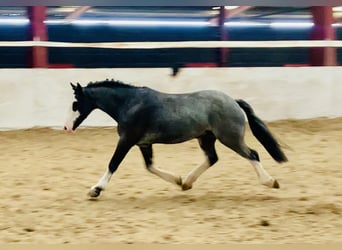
[88, 187, 102, 198]
[176, 176, 183, 186]
[273, 180, 280, 189]
[262, 178, 280, 189]
[182, 183, 192, 191]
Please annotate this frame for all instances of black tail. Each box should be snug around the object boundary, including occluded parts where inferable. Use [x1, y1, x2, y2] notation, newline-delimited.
[236, 99, 288, 163]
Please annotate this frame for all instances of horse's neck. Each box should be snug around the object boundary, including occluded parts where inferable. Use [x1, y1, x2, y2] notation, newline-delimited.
[88, 87, 137, 122]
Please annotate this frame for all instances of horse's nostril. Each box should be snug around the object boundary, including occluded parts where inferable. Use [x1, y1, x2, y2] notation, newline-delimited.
[64, 126, 67, 130]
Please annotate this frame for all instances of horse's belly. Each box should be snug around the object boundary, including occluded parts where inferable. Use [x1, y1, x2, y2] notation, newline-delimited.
[137, 123, 207, 144]
[138, 134, 193, 145]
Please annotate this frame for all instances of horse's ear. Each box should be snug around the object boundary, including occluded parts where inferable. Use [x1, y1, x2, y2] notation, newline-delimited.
[70, 82, 77, 90]
[70, 82, 83, 97]
[76, 83, 82, 90]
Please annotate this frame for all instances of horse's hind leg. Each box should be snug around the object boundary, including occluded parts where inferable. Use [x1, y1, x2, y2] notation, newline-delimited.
[182, 131, 218, 191]
[247, 149, 279, 188]
[139, 144, 182, 187]
[219, 137, 279, 189]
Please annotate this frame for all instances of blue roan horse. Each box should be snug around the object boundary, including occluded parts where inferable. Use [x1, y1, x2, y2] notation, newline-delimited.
[64, 80, 288, 198]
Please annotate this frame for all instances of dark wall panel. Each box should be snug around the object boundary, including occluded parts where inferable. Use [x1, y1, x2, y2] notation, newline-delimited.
[0, 24, 339, 68]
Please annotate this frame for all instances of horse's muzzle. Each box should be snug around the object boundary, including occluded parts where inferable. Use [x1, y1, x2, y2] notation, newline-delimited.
[64, 125, 74, 133]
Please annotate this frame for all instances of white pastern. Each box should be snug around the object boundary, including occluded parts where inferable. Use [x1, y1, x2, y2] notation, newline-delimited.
[91, 169, 113, 191]
[64, 103, 80, 132]
[148, 165, 182, 186]
[249, 160, 275, 187]
[183, 159, 210, 188]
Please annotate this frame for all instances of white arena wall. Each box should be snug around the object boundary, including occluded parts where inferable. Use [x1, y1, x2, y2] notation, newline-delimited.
[0, 67, 341, 130]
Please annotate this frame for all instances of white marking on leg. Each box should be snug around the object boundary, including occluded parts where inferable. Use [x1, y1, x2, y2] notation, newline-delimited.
[91, 169, 112, 191]
[64, 100, 80, 132]
[148, 165, 182, 186]
[249, 160, 276, 188]
[182, 159, 210, 190]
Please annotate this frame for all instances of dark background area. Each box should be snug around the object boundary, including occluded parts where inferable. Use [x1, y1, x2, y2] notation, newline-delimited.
[0, 6, 341, 68]
[0, 24, 323, 68]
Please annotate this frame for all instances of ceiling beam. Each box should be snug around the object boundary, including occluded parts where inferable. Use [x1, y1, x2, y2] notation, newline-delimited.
[65, 6, 92, 21]
[209, 6, 253, 26]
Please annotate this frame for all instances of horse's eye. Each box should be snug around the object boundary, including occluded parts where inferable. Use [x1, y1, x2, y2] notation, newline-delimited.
[72, 102, 78, 111]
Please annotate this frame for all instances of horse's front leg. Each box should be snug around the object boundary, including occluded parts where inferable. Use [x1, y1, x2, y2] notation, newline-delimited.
[88, 138, 133, 198]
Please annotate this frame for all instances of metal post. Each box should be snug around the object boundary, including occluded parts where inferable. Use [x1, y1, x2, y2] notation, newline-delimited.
[218, 6, 228, 67]
[309, 6, 337, 66]
[27, 6, 48, 68]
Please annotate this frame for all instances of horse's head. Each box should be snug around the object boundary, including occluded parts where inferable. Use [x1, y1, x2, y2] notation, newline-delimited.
[64, 83, 96, 132]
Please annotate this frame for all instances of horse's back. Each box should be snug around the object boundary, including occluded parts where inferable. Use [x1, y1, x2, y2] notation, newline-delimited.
[150, 88, 246, 129]
[193, 90, 246, 130]
[136, 89, 246, 144]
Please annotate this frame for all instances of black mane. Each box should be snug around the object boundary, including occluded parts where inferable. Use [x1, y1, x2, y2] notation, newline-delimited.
[86, 79, 136, 89]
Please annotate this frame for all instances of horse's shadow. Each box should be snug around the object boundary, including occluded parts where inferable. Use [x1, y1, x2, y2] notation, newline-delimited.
[90, 190, 290, 210]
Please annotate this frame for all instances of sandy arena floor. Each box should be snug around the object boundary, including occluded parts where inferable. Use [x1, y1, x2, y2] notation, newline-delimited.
[0, 118, 341, 243]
